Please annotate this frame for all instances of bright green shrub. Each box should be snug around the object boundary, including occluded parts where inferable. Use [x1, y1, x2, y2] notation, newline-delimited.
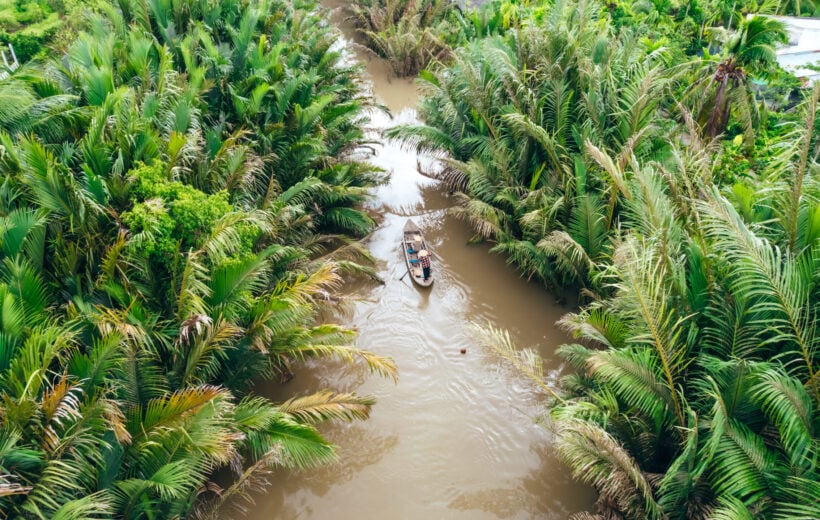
[14, 2, 45, 24]
[129, 161, 173, 199]
[168, 189, 232, 247]
[128, 161, 234, 251]
[121, 197, 178, 263]
[21, 11, 59, 33]
[0, 30, 44, 60]
[0, 11, 19, 30]
[0, 0, 98, 60]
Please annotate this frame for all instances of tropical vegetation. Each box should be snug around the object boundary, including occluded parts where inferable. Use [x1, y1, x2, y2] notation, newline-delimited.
[347, 0, 458, 76]
[347, 0, 819, 77]
[0, 0, 100, 62]
[473, 81, 820, 518]
[0, 0, 396, 517]
[3, 0, 820, 515]
[380, 0, 819, 517]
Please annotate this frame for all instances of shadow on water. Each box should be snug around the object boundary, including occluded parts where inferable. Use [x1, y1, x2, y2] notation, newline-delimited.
[237, 2, 597, 518]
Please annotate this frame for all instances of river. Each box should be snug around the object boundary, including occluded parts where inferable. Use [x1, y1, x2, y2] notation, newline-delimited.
[242, 3, 596, 518]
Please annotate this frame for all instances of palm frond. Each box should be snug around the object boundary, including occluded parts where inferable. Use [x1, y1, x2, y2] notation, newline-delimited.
[176, 251, 212, 322]
[751, 366, 816, 470]
[469, 322, 563, 402]
[774, 477, 820, 520]
[282, 343, 397, 382]
[557, 308, 629, 349]
[50, 491, 113, 520]
[587, 348, 677, 429]
[278, 390, 376, 423]
[609, 237, 688, 426]
[698, 191, 819, 400]
[554, 418, 663, 520]
[708, 496, 755, 520]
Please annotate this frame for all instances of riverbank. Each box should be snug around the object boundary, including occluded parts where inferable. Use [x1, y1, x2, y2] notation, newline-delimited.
[241, 3, 596, 518]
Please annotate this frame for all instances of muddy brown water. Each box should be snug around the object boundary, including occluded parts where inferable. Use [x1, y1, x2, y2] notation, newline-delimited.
[241, 4, 596, 518]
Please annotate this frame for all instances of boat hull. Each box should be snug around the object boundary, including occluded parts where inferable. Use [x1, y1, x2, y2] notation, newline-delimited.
[402, 220, 434, 287]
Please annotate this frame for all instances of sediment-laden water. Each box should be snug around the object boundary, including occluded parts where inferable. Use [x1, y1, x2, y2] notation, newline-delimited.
[245, 4, 596, 518]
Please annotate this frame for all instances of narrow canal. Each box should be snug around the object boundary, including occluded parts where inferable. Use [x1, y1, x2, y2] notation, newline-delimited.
[246, 3, 596, 518]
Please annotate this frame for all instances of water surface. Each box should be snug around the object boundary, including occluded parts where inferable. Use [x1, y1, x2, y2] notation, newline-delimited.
[244, 5, 596, 518]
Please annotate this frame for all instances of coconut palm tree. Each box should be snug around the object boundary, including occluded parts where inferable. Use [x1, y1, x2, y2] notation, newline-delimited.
[690, 15, 788, 143]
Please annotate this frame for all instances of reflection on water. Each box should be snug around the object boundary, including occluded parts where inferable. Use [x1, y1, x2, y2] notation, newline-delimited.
[447, 442, 586, 518]
[240, 2, 596, 518]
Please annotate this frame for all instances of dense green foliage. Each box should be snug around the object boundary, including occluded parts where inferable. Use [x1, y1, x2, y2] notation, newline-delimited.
[348, 0, 819, 77]
[0, 0, 99, 61]
[0, 0, 396, 517]
[348, 0, 456, 76]
[391, 0, 676, 291]
[385, 0, 820, 517]
[475, 80, 820, 518]
[3, 0, 819, 516]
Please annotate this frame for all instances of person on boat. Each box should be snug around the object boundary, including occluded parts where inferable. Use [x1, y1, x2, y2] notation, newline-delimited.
[418, 249, 431, 281]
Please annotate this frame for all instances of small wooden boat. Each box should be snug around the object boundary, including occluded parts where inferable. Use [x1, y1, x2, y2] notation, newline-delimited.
[402, 219, 433, 287]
